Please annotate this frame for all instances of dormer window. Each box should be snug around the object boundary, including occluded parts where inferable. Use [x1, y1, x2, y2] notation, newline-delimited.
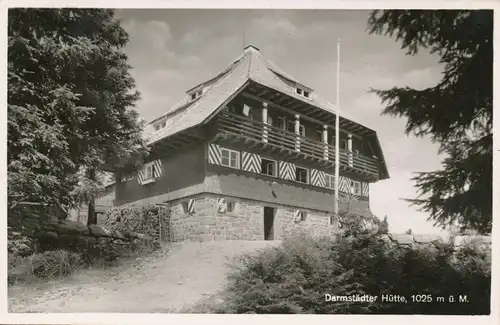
[295, 86, 311, 99]
[189, 89, 203, 101]
[153, 119, 167, 132]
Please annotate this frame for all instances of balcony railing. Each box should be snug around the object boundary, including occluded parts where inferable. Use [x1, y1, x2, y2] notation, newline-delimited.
[216, 112, 380, 178]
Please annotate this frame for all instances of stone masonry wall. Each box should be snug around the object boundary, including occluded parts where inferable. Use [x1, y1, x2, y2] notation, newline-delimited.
[168, 194, 340, 242]
[8, 205, 154, 258]
[276, 208, 339, 239]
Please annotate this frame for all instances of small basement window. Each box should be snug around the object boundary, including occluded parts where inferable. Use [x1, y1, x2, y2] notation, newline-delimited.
[182, 201, 189, 213]
[122, 173, 135, 182]
[261, 158, 277, 177]
[227, 201, 236, 212]
[351, 181, 361, 196]
[221, 148, 240, 169]
[295, 167, 309, 184]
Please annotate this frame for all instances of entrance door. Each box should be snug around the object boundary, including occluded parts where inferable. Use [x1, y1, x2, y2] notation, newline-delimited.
[264, 207, 275, 240]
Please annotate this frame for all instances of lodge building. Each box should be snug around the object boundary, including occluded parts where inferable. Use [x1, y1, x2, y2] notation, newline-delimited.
[113, 45, 389, 241]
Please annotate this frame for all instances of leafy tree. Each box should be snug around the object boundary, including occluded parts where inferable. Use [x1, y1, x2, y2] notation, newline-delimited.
[368, 10, 492, 234]
[405, 228, 413, 235]
[8, 9, 148, 224]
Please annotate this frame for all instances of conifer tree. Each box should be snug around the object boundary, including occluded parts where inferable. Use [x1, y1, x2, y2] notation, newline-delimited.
[368, 10, 492, 234]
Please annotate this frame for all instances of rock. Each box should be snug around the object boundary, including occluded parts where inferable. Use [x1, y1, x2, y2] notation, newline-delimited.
[379, 234, 392, 244]
[76, 236, 89, 250]
[59, 234, 79, 250]
[388, 234, 414, 246]
[110, 230, 126, 240]
[35, 230, 59, 240]
[15, 243, 32, 257]
[57, 220, 89, 235]
[89, 224, 112, 237]
[413, 234, 441, 244]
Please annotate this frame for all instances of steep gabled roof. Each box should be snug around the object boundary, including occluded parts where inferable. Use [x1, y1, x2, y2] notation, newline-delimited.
[144, 45, 389, 180]
[145, 45, 363, 142]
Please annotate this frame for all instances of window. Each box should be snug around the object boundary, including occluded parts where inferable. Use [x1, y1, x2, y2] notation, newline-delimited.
[351, 181, 361, 196]
[154, 120, 166, 132]
[141, 162, 157, 185]
[243, 104, 252, 117]
[299, 211, 307, 221]
[316, 129, 323, 141]
[285, 120, 305, 135]
[221, 148, 240, 169]
[261, 158, 277, 176]
[295, 167, 309, 184]
[295, 86, 311, 99]
[277, 117, 286, 131]
[267, 116, 273, 125]
[189, 89, 203, 101]
[227, 201, 235, 212]
[341, 139, 348, 150]
[182, 202, 189, 213]
[122, 173, 135, 182]
[325, 174, 335, 189]
[145, 163, 155, 180]
[329, 215, 335, 225]
[299, 124, 305, 137]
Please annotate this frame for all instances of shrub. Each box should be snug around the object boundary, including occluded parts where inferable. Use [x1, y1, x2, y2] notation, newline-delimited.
[8, 250, 85, 284]
[216, 230, 491, 314]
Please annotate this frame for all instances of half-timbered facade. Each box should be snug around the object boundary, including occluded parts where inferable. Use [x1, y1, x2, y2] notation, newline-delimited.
[114, 45, 389, 241]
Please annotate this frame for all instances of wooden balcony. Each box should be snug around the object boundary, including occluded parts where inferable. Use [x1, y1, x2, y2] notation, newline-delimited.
[215, 112, 380, 180]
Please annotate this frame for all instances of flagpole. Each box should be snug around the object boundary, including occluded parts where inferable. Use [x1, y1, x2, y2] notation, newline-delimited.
[334, 38, 340, 216]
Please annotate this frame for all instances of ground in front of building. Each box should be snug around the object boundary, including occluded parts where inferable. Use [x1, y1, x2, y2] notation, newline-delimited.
[8, 240, 280, 313]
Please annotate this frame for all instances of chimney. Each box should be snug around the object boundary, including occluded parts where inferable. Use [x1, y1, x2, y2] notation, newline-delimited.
[243, 44, 260, 53]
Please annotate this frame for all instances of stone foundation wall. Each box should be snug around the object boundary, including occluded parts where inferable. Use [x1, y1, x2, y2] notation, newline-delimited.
[168, 194, 340, 242]
[276, 208, 339, 239]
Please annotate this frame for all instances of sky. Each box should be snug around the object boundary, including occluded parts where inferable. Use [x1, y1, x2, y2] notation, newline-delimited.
[115, 9, 447, 235]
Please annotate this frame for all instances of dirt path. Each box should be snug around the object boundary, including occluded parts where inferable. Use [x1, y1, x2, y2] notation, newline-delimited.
[8, 240, 280, 313]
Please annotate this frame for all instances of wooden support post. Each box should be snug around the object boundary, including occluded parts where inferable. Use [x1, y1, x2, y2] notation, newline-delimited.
[323, 125, 328, 160]
[262, 102, 268, 143]
[348, 133, 353, 167]
[294, 114, 300, 152]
